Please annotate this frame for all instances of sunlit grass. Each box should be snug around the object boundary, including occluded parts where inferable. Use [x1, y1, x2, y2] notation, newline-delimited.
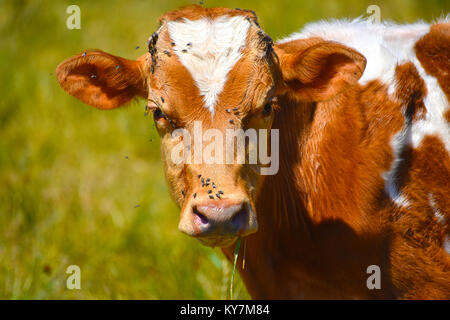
[0, 0, 447, 299]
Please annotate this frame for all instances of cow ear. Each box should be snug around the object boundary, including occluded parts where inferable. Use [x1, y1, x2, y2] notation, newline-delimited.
[56, 50, 148, 109]
[275, 39, 366, 101]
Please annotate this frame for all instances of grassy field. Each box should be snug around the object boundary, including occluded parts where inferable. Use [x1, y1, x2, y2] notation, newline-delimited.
[0, 0, 448, 299]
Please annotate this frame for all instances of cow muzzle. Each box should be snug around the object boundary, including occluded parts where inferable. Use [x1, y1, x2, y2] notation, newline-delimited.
[178, 199, 258, 247]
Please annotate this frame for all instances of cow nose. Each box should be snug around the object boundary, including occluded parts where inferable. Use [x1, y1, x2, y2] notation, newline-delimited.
[194, 203, 245, 234]
[179, 201, 258, 239]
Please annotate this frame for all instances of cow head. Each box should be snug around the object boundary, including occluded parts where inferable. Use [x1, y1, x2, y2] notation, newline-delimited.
[56, 6, 366, 247]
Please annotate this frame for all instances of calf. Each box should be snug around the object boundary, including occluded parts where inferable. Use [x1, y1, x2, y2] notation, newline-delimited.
[56, 6, 450, 299]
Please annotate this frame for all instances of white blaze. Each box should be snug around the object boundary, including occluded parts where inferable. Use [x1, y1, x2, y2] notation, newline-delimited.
[167, 16, 250, 115]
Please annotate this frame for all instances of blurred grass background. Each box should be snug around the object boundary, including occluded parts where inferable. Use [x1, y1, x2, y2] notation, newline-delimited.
[0, 0, 448, 299]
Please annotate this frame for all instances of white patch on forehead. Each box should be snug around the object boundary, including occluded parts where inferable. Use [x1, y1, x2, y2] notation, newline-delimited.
[167, 16, 250, 115]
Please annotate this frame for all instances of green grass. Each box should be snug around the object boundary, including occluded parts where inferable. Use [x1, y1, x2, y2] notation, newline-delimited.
[0, 0, 448, 299]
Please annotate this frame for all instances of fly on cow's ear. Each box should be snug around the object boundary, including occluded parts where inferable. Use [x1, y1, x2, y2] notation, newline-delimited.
[275, 39, 367, 102]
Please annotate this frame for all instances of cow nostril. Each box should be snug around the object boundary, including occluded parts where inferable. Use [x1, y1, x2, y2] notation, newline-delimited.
[231, 205, 247, 230]
[193, 206, 208, 225]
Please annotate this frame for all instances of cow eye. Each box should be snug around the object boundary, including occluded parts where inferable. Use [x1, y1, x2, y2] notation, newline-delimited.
[262, 103, 272, 116]
[152, 108, 178, 129]
[153, 108, 166, 121]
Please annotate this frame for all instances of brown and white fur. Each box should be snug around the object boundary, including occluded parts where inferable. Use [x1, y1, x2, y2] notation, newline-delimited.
[56, 6, 450, 299]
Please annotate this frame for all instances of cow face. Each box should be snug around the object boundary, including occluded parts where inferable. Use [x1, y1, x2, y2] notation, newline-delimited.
[56, 6, 366, 247]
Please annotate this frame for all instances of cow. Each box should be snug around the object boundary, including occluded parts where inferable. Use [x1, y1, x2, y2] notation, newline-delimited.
[56, 5, 450, 299]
